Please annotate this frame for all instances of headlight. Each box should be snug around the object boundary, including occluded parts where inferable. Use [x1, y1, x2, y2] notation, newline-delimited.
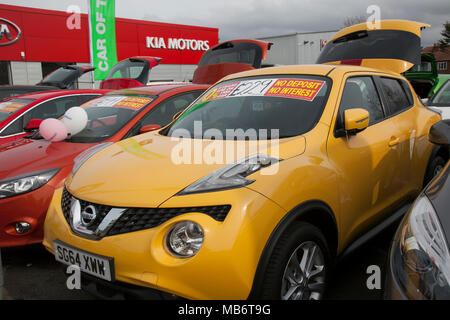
[166, 221, 204, 258]
[72, 142, 113, 176]
[177, 154, 281, 195]
[391, 194, 450, 299]
[0, 168, 60, 199]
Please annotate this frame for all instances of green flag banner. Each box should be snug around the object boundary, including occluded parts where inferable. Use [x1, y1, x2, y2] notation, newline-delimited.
[89, 0, 118, 81]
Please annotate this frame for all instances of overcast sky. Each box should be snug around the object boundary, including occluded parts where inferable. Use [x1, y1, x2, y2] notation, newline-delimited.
[2, 0, 449, 46]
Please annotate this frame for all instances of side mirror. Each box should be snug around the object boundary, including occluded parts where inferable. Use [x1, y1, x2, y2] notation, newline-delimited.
[24, 119, 43, 132]
[421, 98, 429, 105]
[139, 124, 161, 134]
[429, 120, 450, 147]
[172, 111, 182, 121]
[344, 108, 370, 135]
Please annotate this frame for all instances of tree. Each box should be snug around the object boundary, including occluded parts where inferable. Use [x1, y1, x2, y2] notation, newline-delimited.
[343, 16, 366, 28]
[437, 21, 450, 49]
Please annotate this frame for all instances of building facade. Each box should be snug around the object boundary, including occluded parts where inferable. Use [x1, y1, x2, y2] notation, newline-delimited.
[0, 4, 219, 88]
[258, 30, 337, 66]
[422, 46, 450, 75]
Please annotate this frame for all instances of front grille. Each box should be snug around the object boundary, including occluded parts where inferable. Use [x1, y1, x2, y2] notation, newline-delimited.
[61, 187, 231, 237]
[61, 187, 112, 232]
[61, 187, 72, 219]
[107, 205, 231, 236]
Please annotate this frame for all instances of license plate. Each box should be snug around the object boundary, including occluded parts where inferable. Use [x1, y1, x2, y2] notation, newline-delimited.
[53, 240, 114, 282]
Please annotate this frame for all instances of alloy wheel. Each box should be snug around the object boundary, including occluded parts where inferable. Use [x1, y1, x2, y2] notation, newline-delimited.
[281, 241, 326, 300]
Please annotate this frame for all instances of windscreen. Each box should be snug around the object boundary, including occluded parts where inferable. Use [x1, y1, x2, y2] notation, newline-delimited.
[66, 95, 154, 143]
[0, 98, 34, 123]
[40, 66, 81, 88]
[166, 76, 331, 140]
[106, 60, 146, 80]
[408, 61, 433, 73]
[431, 81, 450, 106]
[198, 42, 263, 68]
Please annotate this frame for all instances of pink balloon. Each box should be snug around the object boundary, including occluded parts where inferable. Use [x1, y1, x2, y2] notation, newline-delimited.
[39, 118, 68, 142]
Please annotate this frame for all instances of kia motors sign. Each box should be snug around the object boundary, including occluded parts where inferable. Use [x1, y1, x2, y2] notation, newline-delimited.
[0, 18, 21, 46]
[146, 37, 210, 51]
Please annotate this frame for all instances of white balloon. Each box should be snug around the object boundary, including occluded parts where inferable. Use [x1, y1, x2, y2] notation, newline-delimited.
[62, 106, 88, 136]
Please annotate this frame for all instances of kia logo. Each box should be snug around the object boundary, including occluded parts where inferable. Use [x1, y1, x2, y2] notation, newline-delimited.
[0, 18, 21, 46]
[81, 205, 98, 227]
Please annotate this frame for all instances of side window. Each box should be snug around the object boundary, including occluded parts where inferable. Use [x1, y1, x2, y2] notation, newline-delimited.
[140, 91, 204, 127]
[338, 76, 384, 126]
[399, 80, 414, 105]
[23, 96, 82, 125]
[379, 77, 412, 115]
[0, 116, 24, 136]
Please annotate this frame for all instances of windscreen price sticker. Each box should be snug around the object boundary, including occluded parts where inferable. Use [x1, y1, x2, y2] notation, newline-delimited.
[81, 96, 152, 110]
[202, 78, 325, 102]
[0, 102, 26, 113]
[114, 97, 153, 110]
[265, 78, 325, 101]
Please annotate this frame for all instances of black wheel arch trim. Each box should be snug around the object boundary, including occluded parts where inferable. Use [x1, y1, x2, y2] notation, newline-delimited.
[424, 145, 449, 187]
[247, 200, 338, 300]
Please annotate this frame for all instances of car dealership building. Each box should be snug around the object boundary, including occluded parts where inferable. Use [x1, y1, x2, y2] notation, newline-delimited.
[259, 30, 338, 66]
[0, 4, 219, 88]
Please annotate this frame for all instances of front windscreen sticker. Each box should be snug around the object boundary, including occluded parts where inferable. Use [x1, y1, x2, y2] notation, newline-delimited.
[113, 97, 153, 110]
[0, 102, 26, 113]
[201, 78, 325, 102]
[81, 95, 153, 110]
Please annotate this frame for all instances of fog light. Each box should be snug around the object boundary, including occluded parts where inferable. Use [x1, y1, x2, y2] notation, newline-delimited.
[15, 222, 31, 234]
[166, 221, 204, 258]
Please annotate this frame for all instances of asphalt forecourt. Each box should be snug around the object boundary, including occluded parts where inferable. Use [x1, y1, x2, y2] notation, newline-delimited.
[0, 222, 395, 301]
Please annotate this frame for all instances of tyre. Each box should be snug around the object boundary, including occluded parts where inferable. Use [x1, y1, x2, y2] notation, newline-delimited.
[424, 155, 446, 186]
[259, 222, 331, 300]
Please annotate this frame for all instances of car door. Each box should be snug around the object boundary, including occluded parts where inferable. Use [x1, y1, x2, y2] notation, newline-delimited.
[327, 74, 405, 246]
[374, 75, 419, 195]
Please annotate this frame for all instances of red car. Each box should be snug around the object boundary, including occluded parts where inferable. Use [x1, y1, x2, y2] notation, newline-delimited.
[0, 89, 109, 146]
[0, 56, 164, 147]
[0, 84, 208, 247]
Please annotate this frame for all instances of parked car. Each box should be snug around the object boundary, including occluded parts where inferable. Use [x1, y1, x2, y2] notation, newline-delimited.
[425, 79, 450, 119]
[99, 56, 162, 90]
[0, 65, 95, 99]
[0, 83, 209, 248]
[405, 53, 450, 99]
[192, 39, 272, 85]
[385, 119, 450, 300]
[43, 20, 445, 300]
[0, 89, 108, 146]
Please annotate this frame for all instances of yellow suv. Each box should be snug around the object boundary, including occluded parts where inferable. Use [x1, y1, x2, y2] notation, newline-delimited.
[43, 20, 446, 300]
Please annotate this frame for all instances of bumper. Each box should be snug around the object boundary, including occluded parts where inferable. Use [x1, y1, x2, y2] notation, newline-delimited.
[0, 184, 56, 247]
[43, 186, 286, 300]
[80, 273, 180, 300]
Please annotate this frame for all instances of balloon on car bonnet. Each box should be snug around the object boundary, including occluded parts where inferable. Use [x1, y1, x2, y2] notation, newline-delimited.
[39, 118, 68, 142]
[62, 106, 88, 136]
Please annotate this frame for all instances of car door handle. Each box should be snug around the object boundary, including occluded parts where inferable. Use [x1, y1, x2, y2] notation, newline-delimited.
[388, 137, 400, 147]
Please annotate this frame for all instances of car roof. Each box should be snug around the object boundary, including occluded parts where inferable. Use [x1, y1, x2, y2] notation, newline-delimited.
[106, 83, 209, 96]
[3, 89, 110, 101]
[0, 85, 56, 91]
[220, 64, 400, 82]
